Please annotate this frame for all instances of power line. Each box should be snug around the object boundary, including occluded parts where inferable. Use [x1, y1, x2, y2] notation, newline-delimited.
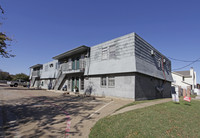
[168, 57, 200, 62]
[172, 57, 200, 71]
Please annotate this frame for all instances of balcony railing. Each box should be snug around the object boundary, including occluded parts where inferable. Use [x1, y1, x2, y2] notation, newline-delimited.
[60, 58, 86, 73]
[32, 70, 40, 77]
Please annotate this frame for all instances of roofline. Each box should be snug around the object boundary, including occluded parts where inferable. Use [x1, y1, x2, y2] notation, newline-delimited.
[30, 64, 43, 69]
[91, 32, 135, 49]
[52, 45, 90, 60]
[172, 72, 191, 77]
[172, 72, 184, 76]
[182, 81, 192, 85]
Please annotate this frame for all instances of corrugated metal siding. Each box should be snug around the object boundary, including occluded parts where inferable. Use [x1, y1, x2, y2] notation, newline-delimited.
[88, 33, 136, 75]
[135, 34, 171, 72]
[134, 33, 173, 81]
[90, 33, 135, 63]
[40, 60, 58, 79]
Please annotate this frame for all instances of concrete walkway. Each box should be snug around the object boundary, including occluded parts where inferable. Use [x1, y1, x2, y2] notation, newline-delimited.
[112, 98, 171, 116]
[195, 95, 200, 100]
[81, 98, 132, 138]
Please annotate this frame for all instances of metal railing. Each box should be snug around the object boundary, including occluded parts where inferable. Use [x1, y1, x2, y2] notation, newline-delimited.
[32, 70, 40, 77]
[61, 58, 86, 72]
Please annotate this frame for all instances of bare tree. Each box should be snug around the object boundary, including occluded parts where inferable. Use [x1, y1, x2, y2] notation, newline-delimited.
[0, 5, 15, 58]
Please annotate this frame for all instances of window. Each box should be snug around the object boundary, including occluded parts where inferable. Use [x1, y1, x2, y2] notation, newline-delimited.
[101, 77, 107, 86]
[102, 47, 108, 60]
[109, 45, 116, 59]
[72, 59, 75, 70]
[49, 64, 53, 68]
[108, 76, 115, 87]
[76, 57, 80, 70]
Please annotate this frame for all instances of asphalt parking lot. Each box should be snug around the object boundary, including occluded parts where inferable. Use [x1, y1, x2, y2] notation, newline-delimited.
[0, 84, 131, 138]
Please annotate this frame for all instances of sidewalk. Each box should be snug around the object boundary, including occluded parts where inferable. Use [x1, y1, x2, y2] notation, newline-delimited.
[80, 98, 132, 138]
[112, 98, 171, 116]
[195, 95, 200, 100]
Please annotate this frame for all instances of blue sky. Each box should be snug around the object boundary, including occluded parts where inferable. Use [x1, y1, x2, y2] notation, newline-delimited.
[0, 0, 200, 82]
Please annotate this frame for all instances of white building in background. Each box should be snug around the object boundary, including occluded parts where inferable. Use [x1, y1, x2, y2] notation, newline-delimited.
[172, 67, 197, 90]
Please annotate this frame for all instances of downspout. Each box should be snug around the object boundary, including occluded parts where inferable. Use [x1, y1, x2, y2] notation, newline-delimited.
[86, 48, 91, 76]
[161, 56, 166, 82]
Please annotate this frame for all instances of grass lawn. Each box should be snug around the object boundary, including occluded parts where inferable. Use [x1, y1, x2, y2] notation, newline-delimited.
[190, 94, 197, 98]
[90, 99, 200, 138]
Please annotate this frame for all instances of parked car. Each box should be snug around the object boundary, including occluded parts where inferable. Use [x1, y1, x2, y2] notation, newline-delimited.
[7, 79, 28, 87]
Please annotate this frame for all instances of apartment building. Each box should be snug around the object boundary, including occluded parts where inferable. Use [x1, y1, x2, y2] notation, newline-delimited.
[30, 33, 173, 100]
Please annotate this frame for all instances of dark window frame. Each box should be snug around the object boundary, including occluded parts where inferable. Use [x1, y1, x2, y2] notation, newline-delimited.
[101, 76, 107, 87]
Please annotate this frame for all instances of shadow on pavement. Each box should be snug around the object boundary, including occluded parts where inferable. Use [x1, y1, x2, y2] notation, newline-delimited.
[2, 95, 101, 137]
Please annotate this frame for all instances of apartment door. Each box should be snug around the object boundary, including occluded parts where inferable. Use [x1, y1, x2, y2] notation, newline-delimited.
[76, 77, 79, 91]
[72, 77, 79, 92]
[76, 58, 80, 70]
[72, 59, 75, 70]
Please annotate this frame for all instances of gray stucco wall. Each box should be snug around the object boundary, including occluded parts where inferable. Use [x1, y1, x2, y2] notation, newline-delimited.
[40, 79, 56, 89]
[135, 73, 171, 100]
[84, 73, 135, 100]
[40, 60, 59, 79]
[33, 79, 40, 88]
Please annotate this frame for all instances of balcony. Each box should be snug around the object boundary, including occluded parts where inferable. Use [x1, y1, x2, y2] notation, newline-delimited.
[60, 58, 86, 74]
[32, 70, 40, 77]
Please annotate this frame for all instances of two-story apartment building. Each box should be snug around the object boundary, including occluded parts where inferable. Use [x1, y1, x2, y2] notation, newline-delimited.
[29, 32, 173, 100]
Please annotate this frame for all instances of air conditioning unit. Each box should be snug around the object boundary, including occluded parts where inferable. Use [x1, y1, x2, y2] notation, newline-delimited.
[163, 58, 166, 63]
[151, 50, 155, 56]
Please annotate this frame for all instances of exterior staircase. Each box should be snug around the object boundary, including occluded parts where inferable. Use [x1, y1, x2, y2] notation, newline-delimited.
[54, 69, 66, 90]
[31, 77, 36, 87]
